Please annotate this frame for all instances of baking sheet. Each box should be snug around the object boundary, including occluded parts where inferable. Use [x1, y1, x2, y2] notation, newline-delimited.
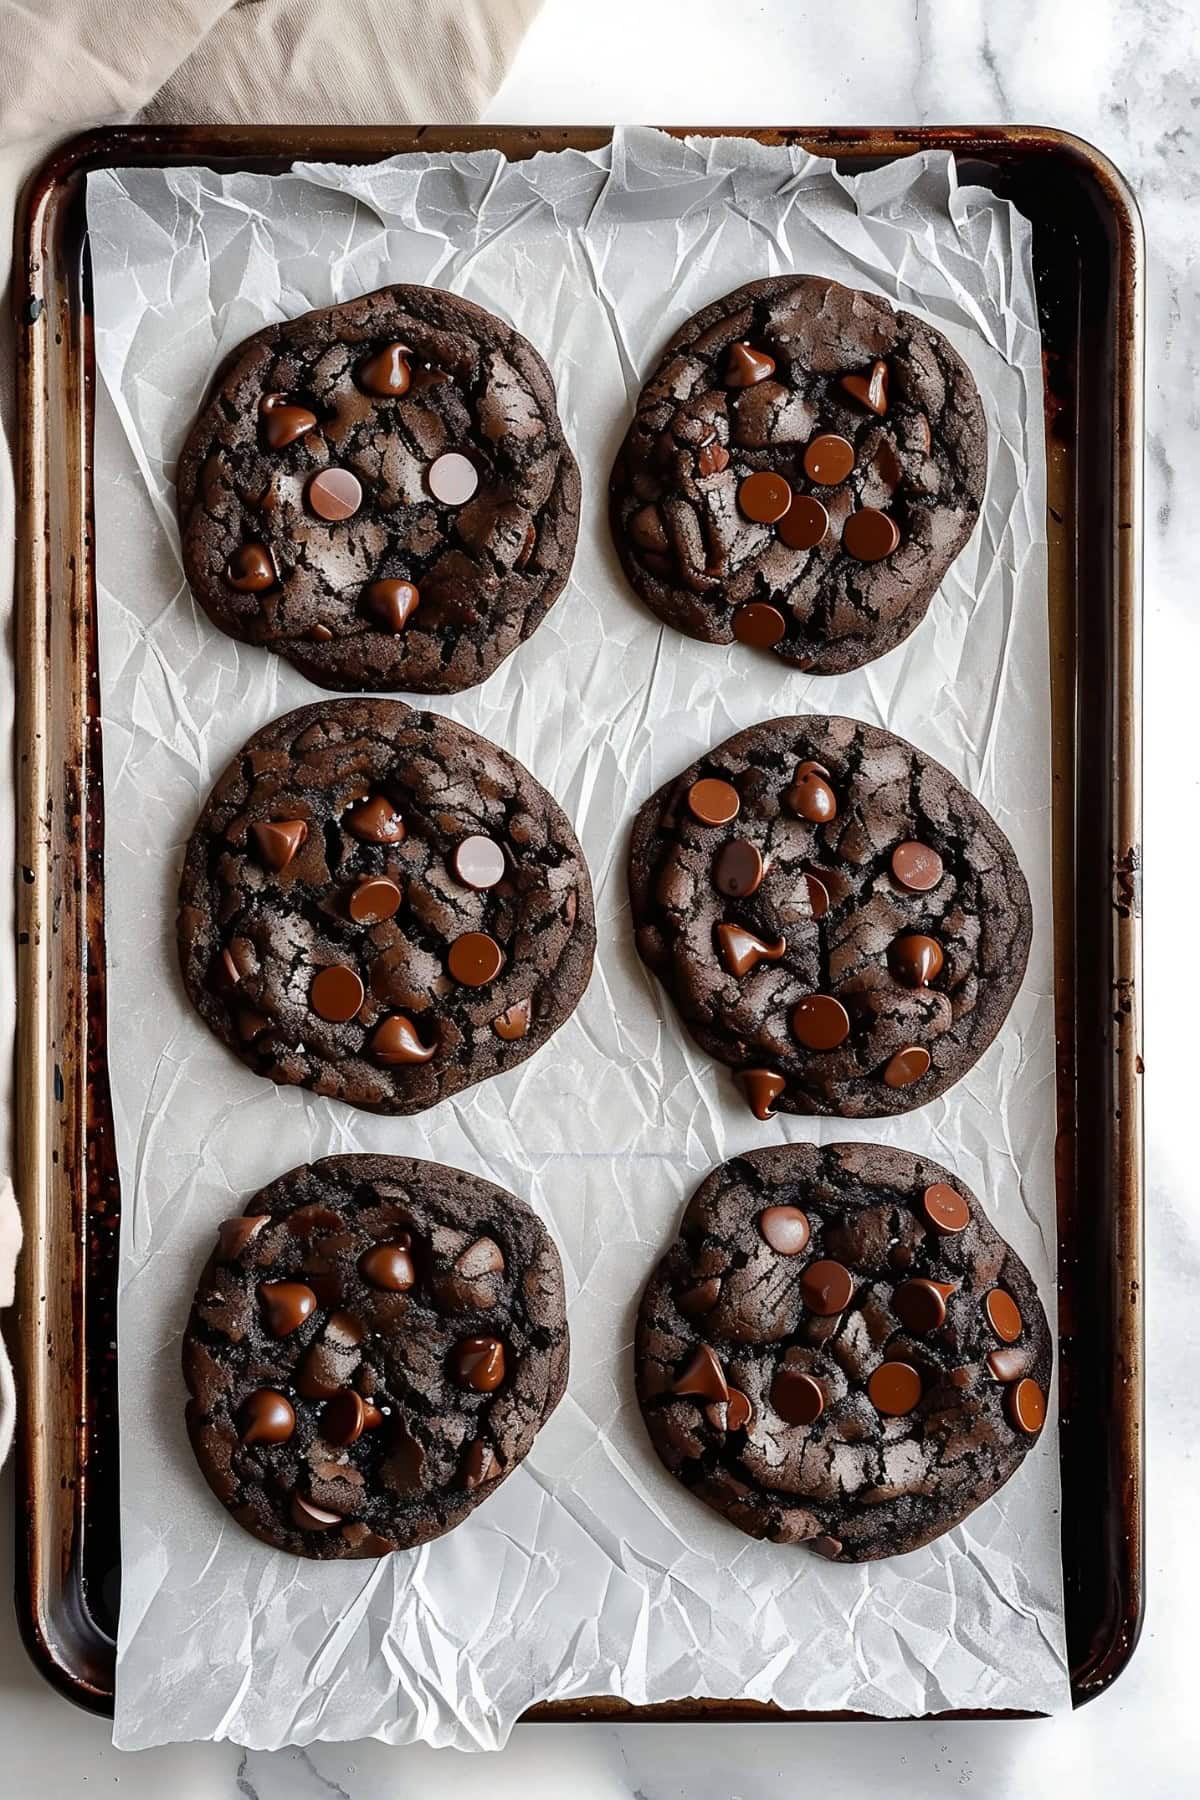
[86, 126, 1067, 1750]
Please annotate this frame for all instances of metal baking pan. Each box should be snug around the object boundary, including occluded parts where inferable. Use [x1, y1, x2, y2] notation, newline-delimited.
[10, 124, 1143, 1719]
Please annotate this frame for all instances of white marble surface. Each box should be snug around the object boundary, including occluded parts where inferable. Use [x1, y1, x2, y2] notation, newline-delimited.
[0, 0, 1193, 1791]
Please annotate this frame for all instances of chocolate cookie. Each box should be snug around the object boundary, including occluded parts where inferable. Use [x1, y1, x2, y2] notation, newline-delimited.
[177, 285, 580, 692]
[628, 714, 1030, 1118]
[636, 1144, 1051, 1559]
[183, 1155, 569, 1557]
[177, 698, 594, 1112]
[610, 275, 986, 672]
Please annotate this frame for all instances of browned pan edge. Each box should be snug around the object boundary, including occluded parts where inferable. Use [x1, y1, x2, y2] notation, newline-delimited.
[10, 124, 1143, 1722]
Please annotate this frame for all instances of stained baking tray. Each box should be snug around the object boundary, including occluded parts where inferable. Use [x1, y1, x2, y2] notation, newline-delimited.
[10, 124, 1143, 1720]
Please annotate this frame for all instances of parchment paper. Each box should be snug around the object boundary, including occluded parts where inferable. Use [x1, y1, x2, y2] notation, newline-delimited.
[86, 128, 1067, 1751]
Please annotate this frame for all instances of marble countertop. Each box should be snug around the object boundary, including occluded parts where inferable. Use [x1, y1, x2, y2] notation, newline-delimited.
[1, 0, 1192, 1792]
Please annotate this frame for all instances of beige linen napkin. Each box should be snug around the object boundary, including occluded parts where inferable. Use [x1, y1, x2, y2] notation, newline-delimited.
[0, 0, 544, 1467]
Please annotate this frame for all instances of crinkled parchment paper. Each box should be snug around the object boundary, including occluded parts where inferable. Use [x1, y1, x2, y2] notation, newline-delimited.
[86, 128, 1067, 1751]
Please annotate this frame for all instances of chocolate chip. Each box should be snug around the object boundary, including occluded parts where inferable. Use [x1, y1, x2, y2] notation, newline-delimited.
[888, 933, 944, 988]
[346, 794, 405, 844]
[732, 601, 787, 647]
[308, 623, 334, 642]
[724, 1389, 753, 1431]
[238, 1389, 295, 1444]
[297, 1311, 364, 1398]
[258, 1280, 317, 1336]
[447, 931, 504, 987]
[310, 964, 365, 1023]
[869, 441, 903, 493]
[738, 471, 792, 524]
[891, 840, 943, 891]
[771, 1367, 825, 1426]
[452, 834, 506, 890]
[799, 1260, 854, 1316]
[687, 777, 740, 826]
[777, 493, 829, 550]
[804, 872, 831, 917]
[363, 579, 419, 633]
[840, 359, 888, 415]
[259, 394, 318, 449]
[340, 1522, 394, 1555]
[784, 769, 837, 823]
[226, 543, 276, 591]
[882, 1045, 931, 1088]
[723, 342, 775, 386]
[802, 433, 855, 486]
[327, 1311, 366, 1348]
[237, 1007, 271, 1041]
[679, 1277, 722, 1315]
[381, 1424, 426, 1494]
[987, 1346, 1028, 1383]
[462, 1438, 501, 1489]
[791, 994, 850, 1051]
[493, 998, 532, 1040]
[985, 1289, 1022, 1343]
[757, 1205, 811, 1256]
[321, 1389, 366, 1447]
[867, 1360, 922, 1416]
[250, 818, 308, 873]
[456, 1236, 505, 1280]
[288, 1206, 343, 1238]
[808, 1535, 843, 1560]
[217, 1214, 267, 1260]
[921, 1183, 970, 1234]
[697, 440, 730, 476]
[451, 1336, 506, 1392]
[291, 1493, 343, 1531]
[713, 839, 764, 898]
[358, 342, 412, 396]
[213, 947, 242, 994]
[1006, 1378, 1046, 1434]
[672, 1344, 729, 1403]
[716, 923, 787, 977]
[359, 1241, 416, 1291]
[307, 468, 362, 522]
[842, 507, 899, 562]
[740, 1069, 785, 1119]
[893, 1278, 955, 1333]
[371, 1015, 435, 1064]
[427, 452, 478, 505]
[348, 876, 402, 924]
[630, 505, 669, 553]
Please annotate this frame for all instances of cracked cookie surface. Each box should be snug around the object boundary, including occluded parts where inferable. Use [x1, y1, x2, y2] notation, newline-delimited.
[177, 285, 580, 692]
[628, 714, 1030, 1118]
[635, 1144, 1050, 1560]
[610, 275, 986, 673]
[184, 1155, 569, 1558]
[177, 698, 595, 1113]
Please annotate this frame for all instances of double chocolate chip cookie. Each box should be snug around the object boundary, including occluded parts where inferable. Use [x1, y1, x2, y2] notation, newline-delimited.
[184, 1155, 569, 1557]
[610, 275, 986, 672]
[177, 285, 580, 692]
[177, 698, 595, 1113]
[629, 714, 1030, 1118]
[635, 1144, 1050, 1560]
